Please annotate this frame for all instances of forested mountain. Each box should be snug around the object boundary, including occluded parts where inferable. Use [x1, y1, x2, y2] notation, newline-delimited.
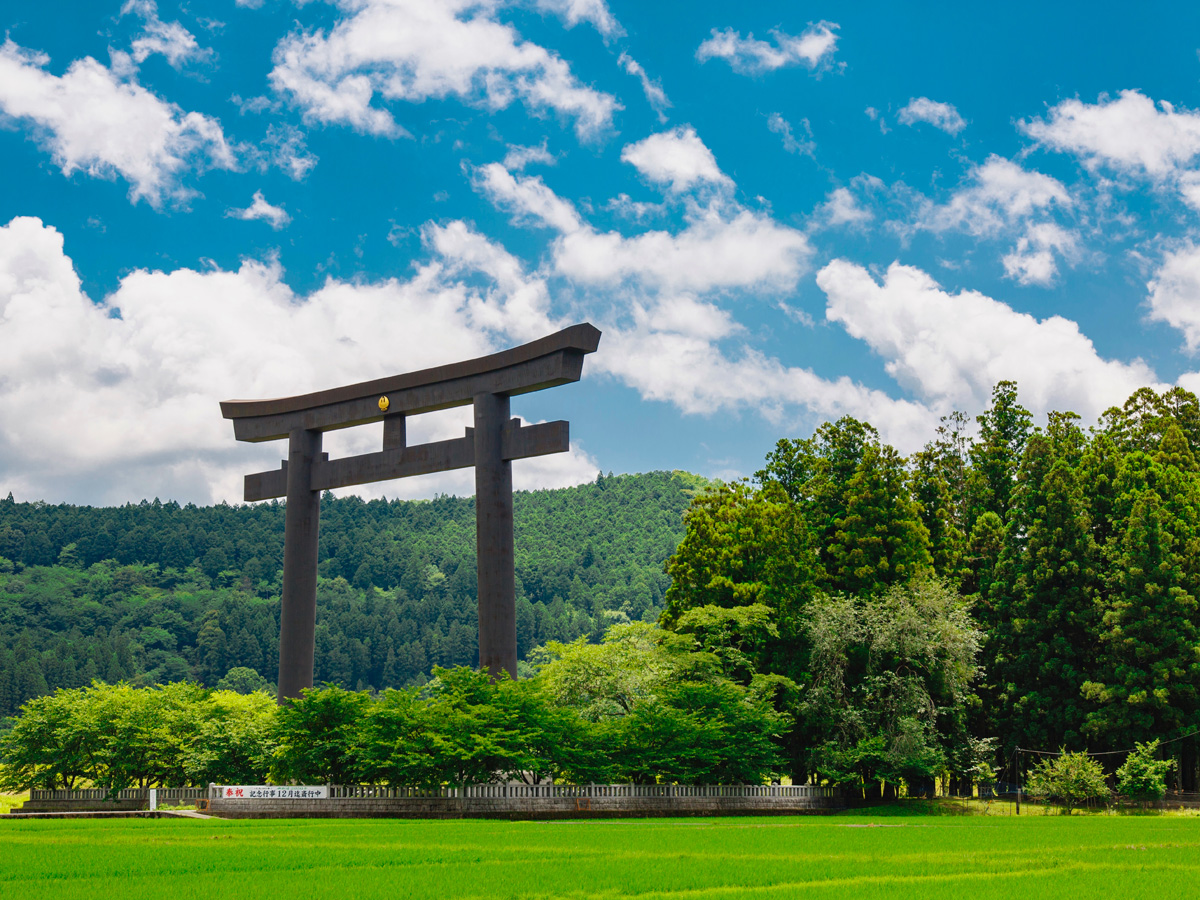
[0, 471, 707, 717]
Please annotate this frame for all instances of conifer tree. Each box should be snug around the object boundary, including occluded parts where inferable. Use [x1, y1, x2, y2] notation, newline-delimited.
[968, 381, 1032, 526]
[1083, 452, 1200, 747]
[992, 423, 1100, 751]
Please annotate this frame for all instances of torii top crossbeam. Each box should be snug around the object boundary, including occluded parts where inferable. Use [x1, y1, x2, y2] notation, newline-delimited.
[221, 323, 601, 702]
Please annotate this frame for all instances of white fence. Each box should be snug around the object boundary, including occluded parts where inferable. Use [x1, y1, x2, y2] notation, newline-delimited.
[30, 788, 206, 802]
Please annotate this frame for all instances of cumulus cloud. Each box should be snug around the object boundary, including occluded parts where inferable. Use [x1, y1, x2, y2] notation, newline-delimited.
[0, 216, 598, 504]
[620, 126, 730, 193]
[1022, 90, 1200, 178]
[905, 155, 1076, 283]
[473, 131, 810, 295]
[820, 186, 873, 226]
[553, 207, 812, 293]
[1001, 222, 1078, 287]
[269, 0, 620, 140]
[122, 0, 213, 69]
[897, 97, 965, 135]
[696, 22, 838, 75]
[817, 259, 1157, 419]
[1021, 90, 1200, 210]
[1147, 242, 1200, 352]
[618, 53, 670, 122]
[227, 191, 291, 229]
[0, 40, 236, 206]
[920, 155, 1071, 235]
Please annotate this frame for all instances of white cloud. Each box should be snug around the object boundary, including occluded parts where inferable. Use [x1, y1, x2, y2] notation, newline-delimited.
[596, 321, 935, 450]
[260, 123, 318, 179]
[605, 193, 665, 222]
[122, 0, 212, 69]
[618, 53, 670, 122]
[0, 41, 236, 206]
[1022, 90, 1200, 178]
[821, 186, 872, 226]
[502, 139, 555, 170]
[227, 191, 291, 229]
[696, 22, 838, 75]
[473, 163, 583, 233]
[1147, 242, 1200, 352]
[269, 0, 620, 140]
[767, 113, 815, 157]
[0, 216, 597, 504]
[554, 206, 812, 293]
[897, 97, 965, 135]
[909, 156, 1076, 284]
[534, 0, 622, 37]
[817, 259, 1157, 419]
[921, 155, 1071, 235]
[620, 126, 730, 193]
[473, 134, 810, 294]
[1001, 222, 1078, 286]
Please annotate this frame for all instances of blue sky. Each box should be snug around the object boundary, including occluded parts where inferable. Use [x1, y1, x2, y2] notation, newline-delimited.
[3, 0, 1200, 505]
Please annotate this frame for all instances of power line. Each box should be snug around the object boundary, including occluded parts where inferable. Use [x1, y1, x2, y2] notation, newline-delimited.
[1015, 727, 1200, 758]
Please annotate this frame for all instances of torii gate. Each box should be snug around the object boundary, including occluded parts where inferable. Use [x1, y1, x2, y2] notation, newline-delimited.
[221, 323, 601, 702]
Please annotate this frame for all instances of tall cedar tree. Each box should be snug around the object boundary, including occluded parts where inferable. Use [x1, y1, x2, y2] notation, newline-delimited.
[1083, 444, 1200, 747]
[757, 417, 931, 596]
[968, 381, 1032, 527]
[991, 415, 1100, 753]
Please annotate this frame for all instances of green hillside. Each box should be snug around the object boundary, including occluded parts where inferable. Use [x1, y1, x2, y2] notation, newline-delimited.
[0, 471, 708, 716]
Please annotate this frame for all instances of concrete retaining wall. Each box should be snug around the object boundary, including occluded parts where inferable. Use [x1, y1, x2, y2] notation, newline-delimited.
[208, 784, 844, 819]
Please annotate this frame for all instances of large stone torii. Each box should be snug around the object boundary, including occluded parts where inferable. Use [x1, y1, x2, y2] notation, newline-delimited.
[221, 323, 601, 703]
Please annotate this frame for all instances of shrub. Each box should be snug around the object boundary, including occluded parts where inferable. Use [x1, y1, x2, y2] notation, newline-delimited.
[1115, 740, 1174, 802]
[1025, 750, 1110, 810]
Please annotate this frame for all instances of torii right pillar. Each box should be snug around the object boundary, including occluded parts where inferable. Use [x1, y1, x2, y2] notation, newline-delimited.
[473, 390, 517, 679]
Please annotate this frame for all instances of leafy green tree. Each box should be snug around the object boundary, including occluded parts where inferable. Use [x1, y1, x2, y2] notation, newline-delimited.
[608, 679, 786, 784]
[0, 687, 95, 790]
[801, 579, 983, 793]
[271, 685, 370, 784]
[662, 482, 816, 635]
[184, 690, 277, 785]
[1115, 740, 1175, 802]
[671, 603, 777, 684]
[216, 667, 272, 695]
[911, 417, 970, 583]
[1025, 750, 1110, 810]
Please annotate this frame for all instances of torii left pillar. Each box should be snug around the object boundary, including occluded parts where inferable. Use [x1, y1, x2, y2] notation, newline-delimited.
[278, 428, 322, 702]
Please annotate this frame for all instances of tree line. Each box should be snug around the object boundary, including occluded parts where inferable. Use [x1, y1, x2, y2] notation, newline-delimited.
[0, 622, 786, 792]
[660, 384, 1200, 793]
[0, 471, 703, 717]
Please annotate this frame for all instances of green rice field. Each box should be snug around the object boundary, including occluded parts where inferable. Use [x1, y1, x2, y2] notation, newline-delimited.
[2, 813, 1197, 899]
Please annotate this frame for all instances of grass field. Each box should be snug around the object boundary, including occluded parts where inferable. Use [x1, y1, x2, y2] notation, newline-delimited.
[2, 813, 1197, 899]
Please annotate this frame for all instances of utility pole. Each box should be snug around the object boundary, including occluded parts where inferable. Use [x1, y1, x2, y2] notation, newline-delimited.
[1015, 748, 1021, 815]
